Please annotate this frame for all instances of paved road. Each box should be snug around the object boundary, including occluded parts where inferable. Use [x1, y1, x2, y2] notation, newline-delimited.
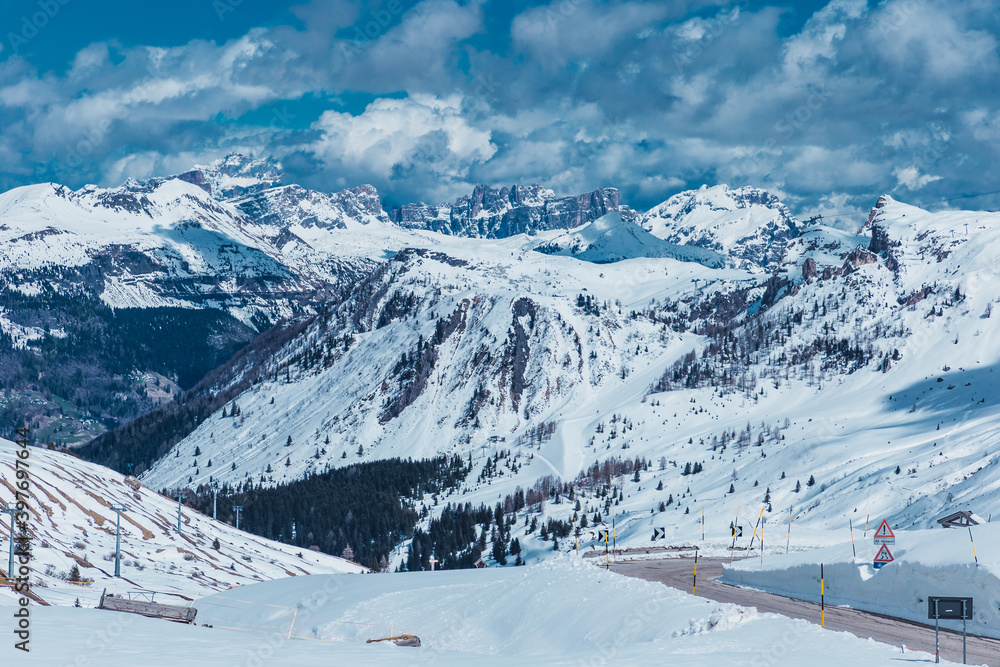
[611, 557, 1000, 666]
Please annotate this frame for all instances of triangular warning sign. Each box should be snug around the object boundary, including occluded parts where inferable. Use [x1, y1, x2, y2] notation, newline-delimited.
[873, 520, 895, 539]
[874, 544, 894, 563]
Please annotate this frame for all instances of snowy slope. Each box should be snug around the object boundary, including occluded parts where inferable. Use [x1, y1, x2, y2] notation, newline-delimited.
[0, 438, 364, 608]
[142, 235, 750, 490]
[137, 194, 1000, 579]
[641, 184, 800, 271]
[534, 211, 725, 267]
[0, 558, 960, 666]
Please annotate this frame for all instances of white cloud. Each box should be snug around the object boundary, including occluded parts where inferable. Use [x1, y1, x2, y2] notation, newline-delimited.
[511, 0, 672, 67]
[310, 94, 496, 194]
[893, 165, 942, 191]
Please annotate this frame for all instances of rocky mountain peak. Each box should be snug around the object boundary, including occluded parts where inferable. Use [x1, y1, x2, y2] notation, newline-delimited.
[390, 184, 631, 238]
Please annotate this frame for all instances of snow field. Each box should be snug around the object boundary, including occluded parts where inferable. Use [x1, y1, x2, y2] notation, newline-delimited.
[1, 556, 966, 666]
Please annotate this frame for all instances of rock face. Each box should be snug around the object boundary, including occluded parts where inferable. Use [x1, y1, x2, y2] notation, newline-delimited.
[842, 247, 878, 274]
[802, 257, 818, 282]
[233, 184, 390, 230]
[391, 184, 632, 238]
[860, 195, 902, 272]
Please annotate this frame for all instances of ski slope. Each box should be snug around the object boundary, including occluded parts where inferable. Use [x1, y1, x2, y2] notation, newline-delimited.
[0, 439, 364, 608]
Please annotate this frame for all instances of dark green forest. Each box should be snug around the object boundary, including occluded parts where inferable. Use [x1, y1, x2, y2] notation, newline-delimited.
[182, 455, 471, 570]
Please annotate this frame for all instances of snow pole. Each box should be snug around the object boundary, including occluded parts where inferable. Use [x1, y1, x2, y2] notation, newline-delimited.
[760, 516, 764, 570]
[749, 507, 764, 551]
[701, 507, 705, 541]
[849, 519, 856, 558]
[786, 508, 792, 554]
[692, 550, 698, 595]
[612, 508, 616, 552]
[729, 505, 740, 566]
[969, 526, 979, 566]
[863, 505, 871, 537]
[820, 563, 825, 628]
[605, 528, 609, 570]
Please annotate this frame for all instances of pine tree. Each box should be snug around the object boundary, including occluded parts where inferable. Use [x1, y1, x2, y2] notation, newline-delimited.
[807, 475, 816, 487]
[728, 484, 735, 494]
[794, 480, 801, 492]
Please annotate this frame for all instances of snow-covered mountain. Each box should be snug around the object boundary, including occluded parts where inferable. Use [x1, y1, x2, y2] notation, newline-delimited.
[0, 175, 389, 319]
[391, 183, 635, 237]
[640, 184, 800, 271]
[0, 438, 363, 608]
[534, 211, 725, 267]
[137, 192, 1000, 565]
[175, 153, 283, 200]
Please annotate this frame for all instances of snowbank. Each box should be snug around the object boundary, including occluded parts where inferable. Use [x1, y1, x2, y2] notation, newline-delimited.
[0, 556, 963, 665]
[722, 522, 1000, 638]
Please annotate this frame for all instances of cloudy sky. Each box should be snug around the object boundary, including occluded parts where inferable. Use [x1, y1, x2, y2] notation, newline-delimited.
[1, 0, 998, 220]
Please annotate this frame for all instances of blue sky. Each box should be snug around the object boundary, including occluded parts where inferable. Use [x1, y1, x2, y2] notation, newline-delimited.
[1, 0, 998, 219]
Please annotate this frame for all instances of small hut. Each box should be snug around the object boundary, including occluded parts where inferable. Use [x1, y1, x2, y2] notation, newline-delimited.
[936, 511, 984, 528]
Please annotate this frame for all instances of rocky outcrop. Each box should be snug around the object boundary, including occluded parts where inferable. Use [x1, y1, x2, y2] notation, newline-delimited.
[802, 257, 818, 282]
[842, 247, 879, 274]
[234, 184, 389, 229]
[391, 184, 632, 238]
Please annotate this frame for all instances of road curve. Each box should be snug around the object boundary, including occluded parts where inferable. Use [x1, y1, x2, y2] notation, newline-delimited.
[611, 557, 1000, 666]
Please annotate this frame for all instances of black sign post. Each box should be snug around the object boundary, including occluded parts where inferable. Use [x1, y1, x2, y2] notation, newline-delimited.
[928, 596, 973, 664]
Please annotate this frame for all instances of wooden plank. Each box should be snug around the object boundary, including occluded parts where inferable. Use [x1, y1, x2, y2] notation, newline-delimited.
[99, 594, 197, 623]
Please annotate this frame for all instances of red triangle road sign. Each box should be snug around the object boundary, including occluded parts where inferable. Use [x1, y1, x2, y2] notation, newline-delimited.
[873, 520, 895, 539]
[874, 544, 894, 563]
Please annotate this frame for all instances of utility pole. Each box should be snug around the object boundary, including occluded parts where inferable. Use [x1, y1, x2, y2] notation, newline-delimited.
[1, 503, 16, 578]
[210, 481, 220, 521]
[232, 506, 243, 531]
[110, 505, 127, 577]
[176, 493, 186, 534]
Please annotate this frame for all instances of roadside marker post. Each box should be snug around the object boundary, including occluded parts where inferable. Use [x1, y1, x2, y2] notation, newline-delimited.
[701, 507, 705, 541]
[692, 550, 698, 596]
[603, 529, 609, 570]
[786, 508, 791, 554]
[864, 505, 871, 537]
[729, 506, 740, 566]
[968, 527, 978, 566]
[820, 563, 825, 628]
[850, 519, 856, 558]
[749, 507, 764, 551]
[612, 508, 616, 552]
[760, 516, 764, 570]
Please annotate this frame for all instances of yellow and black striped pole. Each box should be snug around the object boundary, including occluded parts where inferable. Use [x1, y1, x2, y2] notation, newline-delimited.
[820, 563, 825, 627]
[692, 550, 698, 595]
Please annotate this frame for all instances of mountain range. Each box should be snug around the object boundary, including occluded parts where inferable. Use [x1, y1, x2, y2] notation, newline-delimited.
[3, 153, 998, 572]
